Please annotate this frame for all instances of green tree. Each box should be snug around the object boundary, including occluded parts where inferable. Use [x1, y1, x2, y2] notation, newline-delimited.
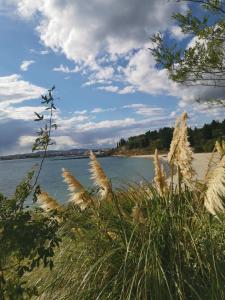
[0, 173, 60, 299]
[151, 0, 225, 95]
[221, 119, 225, 133]
[0, 87, 60, 299]
[158, 127, 173, 149]
[202, 124, 213, 139]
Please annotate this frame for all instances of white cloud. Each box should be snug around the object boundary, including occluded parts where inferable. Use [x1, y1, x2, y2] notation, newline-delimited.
[118, 86, 135, 94]
[12, 0, 221, 107]
[56, 114, 176, 149]
[29, 48, 49, 55]
[74, 110, 87, 115]
[92, 67, 114, 80]
[16, 0, 184, 61]
[0, 105, 44, 121]
[95, 137, 119, 146]
[77, 118, 136, 132]
[18, 135, 37, 147]
[91, 107, 116, 113]
[53, 136, 77, 148]
[1, 1, 224, 154]
[40, 50, 49, 55]
[53, 64, 81, 73]
[121, 47, 172, 95]
[12, 1, 222, 109]
[19, 135, 76, 149]
[20, 60, 35, 71]
[120, 46, 225, 106]
[0, 74, 44, 105]
[190, 101, 225, 120]
[83, 67, 115, 86]
[123, 104, 165, 116]
[170, 25, 187, 41]
[59, 115, 89, 131]
[8, 0, 188, 94]
[97, 85, 119, 93]
[83, 79, 112, 86]
[98, 85, 136, 95]
[3, 0, 219, 109]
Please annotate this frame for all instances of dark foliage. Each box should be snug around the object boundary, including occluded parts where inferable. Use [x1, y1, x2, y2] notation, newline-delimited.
[116, 118, 225, 152]
[0, 172, 61, 299]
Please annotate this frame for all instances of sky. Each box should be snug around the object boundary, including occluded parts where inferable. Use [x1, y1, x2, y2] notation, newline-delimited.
[0, 0, 224, 155]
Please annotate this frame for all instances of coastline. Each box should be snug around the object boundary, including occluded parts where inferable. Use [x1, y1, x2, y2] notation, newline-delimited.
[115, 153, 217, 180]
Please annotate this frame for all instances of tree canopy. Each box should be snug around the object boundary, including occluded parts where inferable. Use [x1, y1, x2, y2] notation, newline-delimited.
[116, 117, 225, 153]
[151, 0, 225, 94]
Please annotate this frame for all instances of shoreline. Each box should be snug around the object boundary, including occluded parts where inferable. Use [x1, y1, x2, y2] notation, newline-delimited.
[115, 153, 217, 180]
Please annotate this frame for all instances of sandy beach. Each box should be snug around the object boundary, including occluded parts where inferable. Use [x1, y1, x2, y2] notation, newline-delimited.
[129, 153, 218, 180]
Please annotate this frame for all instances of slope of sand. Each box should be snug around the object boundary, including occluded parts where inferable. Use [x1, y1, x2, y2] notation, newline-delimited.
[130, 153, 217, 180]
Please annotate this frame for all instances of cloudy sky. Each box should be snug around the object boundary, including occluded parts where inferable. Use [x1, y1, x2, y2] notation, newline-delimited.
[0, 0, 224, 155]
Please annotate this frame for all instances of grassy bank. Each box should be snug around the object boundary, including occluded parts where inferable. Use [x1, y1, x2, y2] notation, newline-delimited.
[28, 113, 224, 299]
[1, 113, 225, 300]
[29, 185, 225, 300]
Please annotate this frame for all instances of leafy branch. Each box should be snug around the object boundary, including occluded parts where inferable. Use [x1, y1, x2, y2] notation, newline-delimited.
[151, 1, 225, 93]
[32, 86, 58, 198]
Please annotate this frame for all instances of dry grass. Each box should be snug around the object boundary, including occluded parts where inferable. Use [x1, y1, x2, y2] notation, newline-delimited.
[37, 191, 62, 212]
[62, 168, 92, 210]
[205, 155, 225, 215]
[153, 148, 167, 195]
[89, 150, 112, 199]
[29, 112, 225, 299]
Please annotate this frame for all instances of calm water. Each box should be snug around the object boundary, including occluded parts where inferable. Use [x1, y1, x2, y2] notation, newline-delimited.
[0, 156, 154, 203]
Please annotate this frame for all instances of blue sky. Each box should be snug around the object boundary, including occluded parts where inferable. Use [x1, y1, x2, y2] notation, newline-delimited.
[0, 0, 224, 155]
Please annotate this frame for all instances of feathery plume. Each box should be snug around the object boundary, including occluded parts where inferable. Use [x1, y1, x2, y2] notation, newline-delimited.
[168, 117, 181, 164]
[215, 140, 225, 157]
[37, 191, 62, 212]
[177, 112, 196, 183]
[204, 146, 217, 182]
[204, 142, 223, 182]
[131, 206, 146, 225]
[222, 140, 225, 151]
[153, 148, 167, 194]
[204, 155, 225, 215]
[62, 168, 92, 210]
[89, 151, 112, 198]
[139, 181, 152, 198]
[107, 231, 118, 240]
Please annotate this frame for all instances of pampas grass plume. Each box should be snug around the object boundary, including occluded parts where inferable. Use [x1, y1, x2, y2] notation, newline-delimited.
[62, 168, 91, 210]
[37, 191, 62, 212]
[205, 156, 225, 215]
[89, 151, 112, 198]
[131, 206, 146, 225]
[153, 148, 167, 194]
[222, 140, 225, 151]
[215, 140, 225, 157]
[178, 112, 196, 182]
[168, 117, 180, 164]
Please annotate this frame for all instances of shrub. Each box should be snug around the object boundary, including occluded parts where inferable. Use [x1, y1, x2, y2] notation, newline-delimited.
[29, 185, 225, 300]
[0, 172, 61, 299]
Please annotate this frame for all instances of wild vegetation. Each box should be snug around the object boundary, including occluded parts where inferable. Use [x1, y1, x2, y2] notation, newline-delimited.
[151, 0, 225, 91]
[0, 107, 225, 299]
[115, 118, 225, 154]
[0, 87, 60, 299]
[24, 113, 225, 299]
[1, 1, 225, 299]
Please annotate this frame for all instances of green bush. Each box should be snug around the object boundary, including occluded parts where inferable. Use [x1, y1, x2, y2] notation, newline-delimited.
[0, 172, 61, 299]
[29, 185, 225, 300]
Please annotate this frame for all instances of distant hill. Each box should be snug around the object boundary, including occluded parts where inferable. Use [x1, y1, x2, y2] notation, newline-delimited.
[0, 148, 111, 160]
[114, 119, 225, 155]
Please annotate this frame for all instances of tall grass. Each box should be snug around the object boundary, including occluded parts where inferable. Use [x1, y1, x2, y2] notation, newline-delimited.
[30, 185, 225, 300]
[27, 112, 225, 300]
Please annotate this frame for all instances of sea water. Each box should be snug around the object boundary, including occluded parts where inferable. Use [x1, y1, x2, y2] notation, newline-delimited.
[0, 156, 155, 203]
